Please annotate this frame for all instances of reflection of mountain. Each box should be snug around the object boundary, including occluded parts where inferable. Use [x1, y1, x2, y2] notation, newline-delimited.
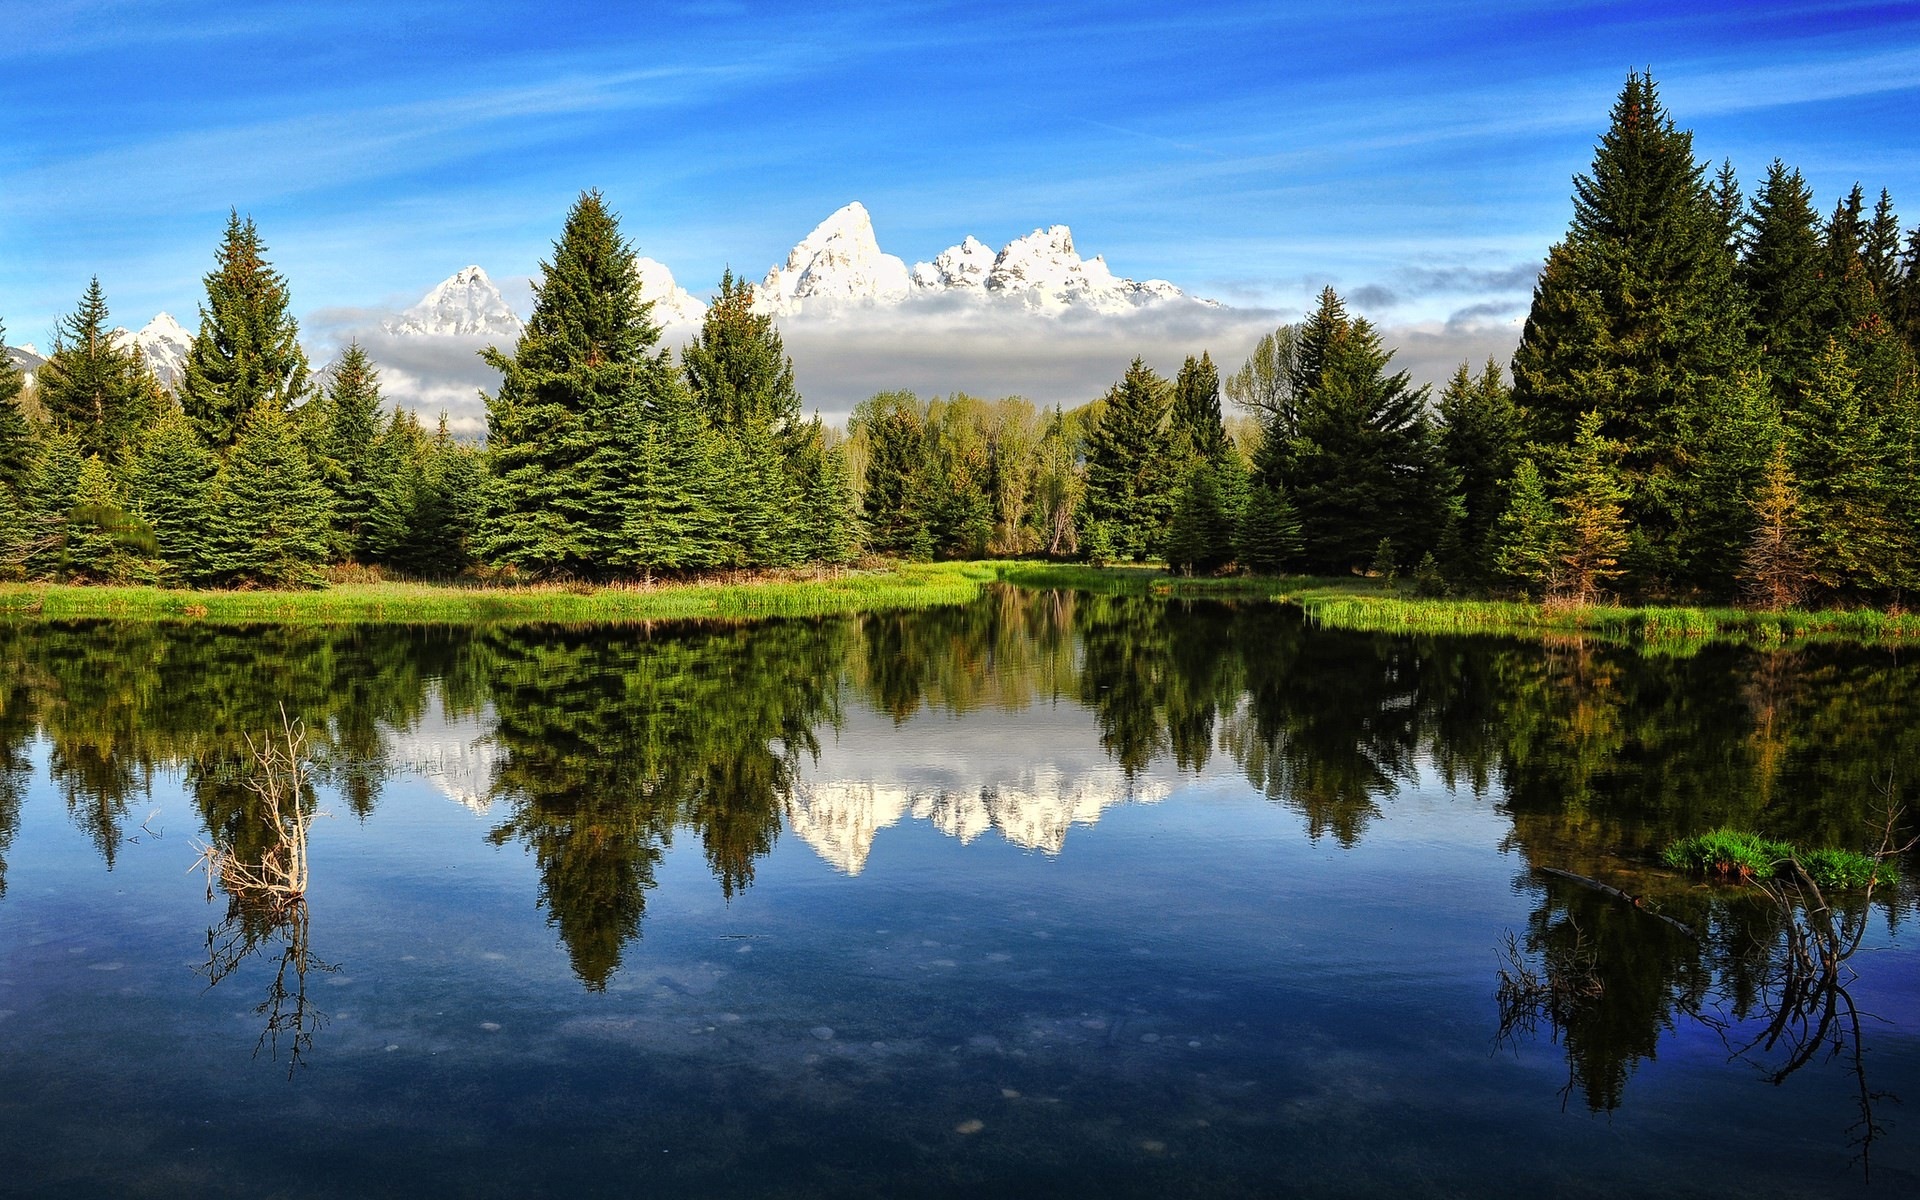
[378, 704, 499, 813]
[786, 766, 1167, 874]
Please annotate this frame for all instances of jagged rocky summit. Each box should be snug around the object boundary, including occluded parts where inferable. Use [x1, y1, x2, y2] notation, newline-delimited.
[110, 312, 192, 390]
[384, 260, 703, 342]
[754, 201, 1209, 316]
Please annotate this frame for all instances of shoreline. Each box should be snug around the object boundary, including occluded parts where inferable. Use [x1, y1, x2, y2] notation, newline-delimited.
[5, 562, 1918, 645]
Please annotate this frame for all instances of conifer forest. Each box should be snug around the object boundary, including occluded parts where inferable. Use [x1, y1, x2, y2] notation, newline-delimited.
[5, 73, 1920, 609]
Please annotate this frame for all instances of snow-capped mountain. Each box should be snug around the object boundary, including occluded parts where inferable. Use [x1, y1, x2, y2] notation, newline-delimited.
[4, 343, 42, 387]
[634, 256, 706, 328]
[754, 203, 1208, 316]
[384, 265, 526, 338]
[385, 260, 704, 341]
[754, 202, 913, 316]
[111, 312, 193, 390]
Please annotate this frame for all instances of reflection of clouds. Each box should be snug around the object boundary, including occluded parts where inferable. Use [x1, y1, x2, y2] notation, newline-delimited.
[378, 701, 498, 813]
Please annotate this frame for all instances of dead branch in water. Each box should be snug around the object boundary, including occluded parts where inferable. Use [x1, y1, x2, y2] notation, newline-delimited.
[189, 706, 324, 914]
[1535, 866, 1698, 939]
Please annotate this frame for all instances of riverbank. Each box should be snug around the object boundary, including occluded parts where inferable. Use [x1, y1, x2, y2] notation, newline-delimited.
[5, 562, 1917, 644]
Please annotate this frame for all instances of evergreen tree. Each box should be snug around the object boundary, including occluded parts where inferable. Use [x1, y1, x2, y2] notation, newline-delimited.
[203, 403, 335, 588]
[319, 344, 386, 558]
[1170, 352, 1229, 465]
[1512, 71, 1751, 586]
[480, 191, 671, 577]
[35, 279, 161, 463]
[1892, 225, 1920, 355]
[1788, 339, 1899, 596]
[683, 270, 800, 437]
[410, 418, 482, 578]
[19, 431, 85, 578]
[1739, 441, 1812, 611]
[0, 318, 33, 497]
[1082, 358, 1175, 561]
[1234, 482, 1303, 574]
[788, 421, 858, 567]
[1165, 462, 1235, 575]
[1438, 358, 1522, 581]
[179, 213, 311, 451]
[130, 411, 217, 583]
[857, 395, 929, 555]
[61, 457, 154, 584]
[1278, 289, 1443, 572]
[1556, 411, 1632, 606]
[1494, 459, 1564, 597]
[364, 410, 428, 568]
[1863, 190, 1903, 302]
[1738, 161, 1826, 385]
[1818, 184, 1882, 340]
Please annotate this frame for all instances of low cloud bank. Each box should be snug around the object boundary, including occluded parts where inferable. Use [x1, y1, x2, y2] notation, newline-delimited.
[305, 293, 1525, 435]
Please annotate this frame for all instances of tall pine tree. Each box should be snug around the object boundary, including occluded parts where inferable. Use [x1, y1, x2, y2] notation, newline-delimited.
[35, 279, 161, 463]
[1438, 358, 1521, 582]
[180, 213, 311, 451]
[1511, 72, 1751, 588]
[1082, 358, 1175, 561]
[204, 403, 336, 587]
[0, 318, 33, 498]
[1170, 352, 1229, 465]
[1738, 161, 1826, 387]
[480, 190, 671, 577]
[318, 344, 386, 559]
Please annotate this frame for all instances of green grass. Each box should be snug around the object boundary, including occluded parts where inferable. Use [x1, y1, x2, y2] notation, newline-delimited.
[1662, 829, 1898, 890]
[0, 562, 1000, 625]
[6, 559, 1920, 647]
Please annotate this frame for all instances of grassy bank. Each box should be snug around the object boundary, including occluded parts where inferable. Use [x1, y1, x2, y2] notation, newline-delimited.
[0, 562, 999, 625]
[6, 561, 1918, 645]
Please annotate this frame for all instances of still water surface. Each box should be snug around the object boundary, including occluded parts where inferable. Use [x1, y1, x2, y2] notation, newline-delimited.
[1, 589, 1916, 1196]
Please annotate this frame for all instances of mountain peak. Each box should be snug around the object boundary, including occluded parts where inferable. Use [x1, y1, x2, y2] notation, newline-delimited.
[755, 201, 912, 315]
[109, 312, 194, 389]
[385, 266, 525, 338]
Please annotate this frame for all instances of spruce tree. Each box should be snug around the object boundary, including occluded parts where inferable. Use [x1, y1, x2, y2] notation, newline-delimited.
[481, 191, 669, 577]
[1165, 462, 1234, 575]
[1740, 441, 1812, 611]
[1556, 411, 1632, 606]
[1493, 459, 1564, 597]
[0, 318, 33, 497]
[35, 278, 162, 463]
[788, 420, 858, 567]
[1864, 190, 1903, 303]
[61, 457, 154, 583]
[179, 213, 311, 451]
[1170, 352, 1229, 465]
[1279, 289, 1443, 572]
[130, 411, 217, 583]
[1788, 338, 1898, 596]
[364, 410, 428, 568]
[1818, 184, 1882, 340]
[1082, 358, 1175, 561]
[683, 270, 800, 436]
[1438, 358, 1521, 582]
[204, 403, 336, 587]
[319, 344, 386, 558]
[1738, 161, 1826, 385]
[20, 431, 85, 579]
[857, 395, 928, 555]
[1234, 482, 1303, 574]
[1511, 71, 1751, 586]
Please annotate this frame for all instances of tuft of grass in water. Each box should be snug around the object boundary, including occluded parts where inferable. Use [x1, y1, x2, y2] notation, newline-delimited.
[1663, 829, 1898, 890]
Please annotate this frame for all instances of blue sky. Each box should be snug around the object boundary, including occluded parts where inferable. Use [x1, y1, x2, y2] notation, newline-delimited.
[5, 1, 1919, 407]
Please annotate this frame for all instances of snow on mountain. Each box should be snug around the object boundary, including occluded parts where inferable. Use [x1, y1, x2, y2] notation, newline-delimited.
[634, 256, 706, 327]
[379, 703, 500, 814]
[784, 766, 1168, 875]
[385, 265, 525, 339]
[754, 201, 912, 316]
[757, 203, 1211, 316]
[110, 312, 193, 390]
[5, 343, 43, 386]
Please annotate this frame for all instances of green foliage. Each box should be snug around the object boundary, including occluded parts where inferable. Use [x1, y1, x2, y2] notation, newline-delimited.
[855, 393, 928, 556]
[1369, 537, 1397, 583]
[204, 403, 336, 588]
[180, 213, 311, 451]
[1439, 358, 1521, 582]
[1663, 830, 1896, 889]
[131, 411, 219, 584]
[59, 456, 155, 583]
[1083, 358, 1176, 561]
[1234, 482, 1303, 574]
[1787, 339, 1901, 596]
[1739, 160, 1826, 384]
[1275, 289, 1443, 571]
[480, 190, 668, 577]
[1739, 441, 1811, 611]
[317, 344, 386, 558]
[683, 270, 799, 437]
[34, 278, 161, 463]
[1170, 352, 1229, 465]
[1165, 462, 1235, 575]
[1494, 459, 1564, 596]
[20, 430, 85, 578]
[1557, 411, 1632, 605]
[1512, 71, 1752, 587]
[0, 317, 34, 498]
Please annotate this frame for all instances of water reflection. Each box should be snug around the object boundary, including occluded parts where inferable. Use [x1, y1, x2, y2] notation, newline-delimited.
[0, 595, 1916, 1104]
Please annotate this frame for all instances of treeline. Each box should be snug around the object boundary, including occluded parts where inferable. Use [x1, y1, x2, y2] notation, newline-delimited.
[4, 72, 1919, 601]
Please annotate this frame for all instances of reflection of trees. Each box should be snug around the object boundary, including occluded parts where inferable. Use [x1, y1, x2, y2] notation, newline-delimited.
[481, 620, 848, 989]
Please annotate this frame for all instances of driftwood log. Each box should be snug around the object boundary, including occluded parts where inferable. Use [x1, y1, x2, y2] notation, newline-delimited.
[1537, 866, 1698, 939]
